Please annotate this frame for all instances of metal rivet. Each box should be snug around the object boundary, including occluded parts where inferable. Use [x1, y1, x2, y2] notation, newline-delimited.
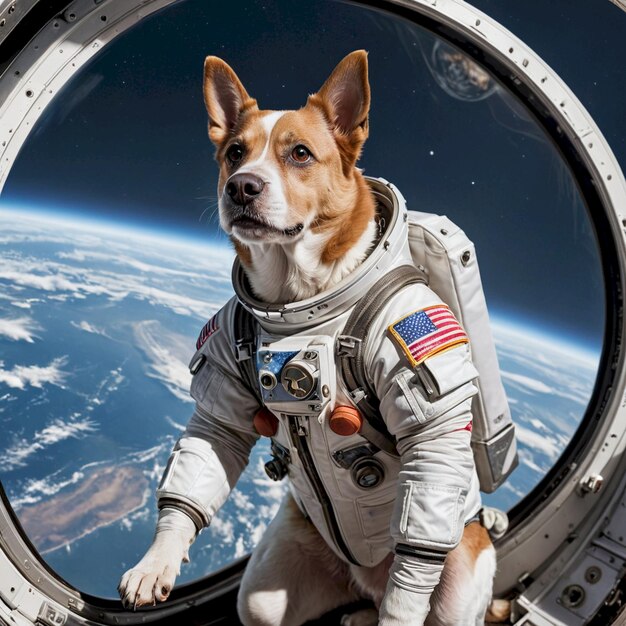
[263, 352, 272, 363]
[461, 250, 471, 266]
[585, 566, 602, 584]
[561, 584, 585, 608]
[322, 385, 330, 397]
[440, 228, 448, 236]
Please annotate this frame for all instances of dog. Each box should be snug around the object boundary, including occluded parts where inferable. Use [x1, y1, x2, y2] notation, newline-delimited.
[119, 50, 510, 625]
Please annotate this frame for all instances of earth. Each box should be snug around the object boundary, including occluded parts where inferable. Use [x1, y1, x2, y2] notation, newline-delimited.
[0, 208, 599, 598]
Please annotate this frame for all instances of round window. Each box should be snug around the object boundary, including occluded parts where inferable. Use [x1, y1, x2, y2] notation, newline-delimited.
[0, 0, 621, 619]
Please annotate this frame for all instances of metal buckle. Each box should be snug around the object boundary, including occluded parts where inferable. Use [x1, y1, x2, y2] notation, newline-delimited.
[349, 387, 367, 405]
[235, 341, 254, 362]
[336, 335, 362, 358]
[189, 354, 206, 375]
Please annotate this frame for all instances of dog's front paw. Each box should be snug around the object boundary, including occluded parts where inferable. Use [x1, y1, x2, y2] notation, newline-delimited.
[118, 537, 190, 610]
[118, 556, 180, 609]
[118, 509, 196, 609]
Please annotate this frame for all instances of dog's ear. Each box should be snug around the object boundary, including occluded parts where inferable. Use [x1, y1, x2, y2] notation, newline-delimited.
[203, 57, 257, 144]
[309, 50, 370, 170]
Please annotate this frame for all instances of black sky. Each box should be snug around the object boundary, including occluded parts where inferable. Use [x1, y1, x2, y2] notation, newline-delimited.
[2, 0, 624, 348]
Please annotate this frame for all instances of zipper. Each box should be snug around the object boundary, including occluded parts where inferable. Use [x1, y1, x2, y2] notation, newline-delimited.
[288, 415, 359, 565]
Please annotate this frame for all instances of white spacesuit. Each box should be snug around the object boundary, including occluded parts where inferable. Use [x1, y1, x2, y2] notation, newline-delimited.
[156, 180, 483, 621]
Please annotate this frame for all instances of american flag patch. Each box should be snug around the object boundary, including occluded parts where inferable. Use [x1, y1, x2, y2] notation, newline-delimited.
[196, 314, 219, 350]
[388, 305, 468, 367]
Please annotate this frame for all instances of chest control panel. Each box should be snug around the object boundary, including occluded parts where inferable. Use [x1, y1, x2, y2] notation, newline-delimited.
[256, 334, 336, 417]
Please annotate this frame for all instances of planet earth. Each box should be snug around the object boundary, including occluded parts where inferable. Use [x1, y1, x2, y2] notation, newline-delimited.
[0, 207, 599, 598]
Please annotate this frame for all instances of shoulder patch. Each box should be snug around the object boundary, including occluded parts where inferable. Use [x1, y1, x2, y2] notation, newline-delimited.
[196, 314, 219, 350]
[388, 305, 468, 367]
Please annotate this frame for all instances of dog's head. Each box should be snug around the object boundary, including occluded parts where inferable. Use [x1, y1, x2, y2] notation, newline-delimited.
[203, 51, 373, 262]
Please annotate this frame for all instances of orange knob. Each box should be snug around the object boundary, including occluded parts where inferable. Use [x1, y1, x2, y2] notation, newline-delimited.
[253, 407, 279, 437]
[329, 405, 363, 436]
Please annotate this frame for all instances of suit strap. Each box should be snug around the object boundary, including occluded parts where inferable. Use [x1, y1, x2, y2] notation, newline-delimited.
[233, 302, 262, 404]
[337, 264, 427, 455]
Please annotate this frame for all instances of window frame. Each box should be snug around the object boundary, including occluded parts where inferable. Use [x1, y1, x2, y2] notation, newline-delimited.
[0, 0, 625, 623]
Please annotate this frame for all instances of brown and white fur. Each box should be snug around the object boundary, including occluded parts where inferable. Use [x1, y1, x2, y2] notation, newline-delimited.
[119, 51, 509, 625]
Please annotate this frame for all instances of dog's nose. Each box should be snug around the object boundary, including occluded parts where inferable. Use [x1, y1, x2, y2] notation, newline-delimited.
[225, 173, 265, 206]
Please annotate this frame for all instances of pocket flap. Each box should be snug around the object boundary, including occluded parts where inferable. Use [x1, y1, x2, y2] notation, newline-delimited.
[422, 344, 478, 396]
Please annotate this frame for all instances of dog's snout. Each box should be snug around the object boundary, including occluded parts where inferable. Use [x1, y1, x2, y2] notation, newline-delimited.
[226, 173, 265, 206]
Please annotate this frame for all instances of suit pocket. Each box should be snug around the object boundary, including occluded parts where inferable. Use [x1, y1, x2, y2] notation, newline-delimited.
[391, 480, 465, 550]
[356, 486, 396, 540]
[190, 360, 223, 414]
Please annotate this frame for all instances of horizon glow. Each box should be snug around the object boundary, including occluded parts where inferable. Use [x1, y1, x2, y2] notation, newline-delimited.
[0, 202, 604, 361]
[0, 202, 232, 254]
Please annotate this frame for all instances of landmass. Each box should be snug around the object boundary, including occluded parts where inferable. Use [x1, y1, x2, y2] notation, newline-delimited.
[17, 465, 149, 554]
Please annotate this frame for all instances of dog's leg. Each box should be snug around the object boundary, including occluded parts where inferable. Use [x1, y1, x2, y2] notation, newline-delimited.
[344, 523, 502, 626]
[425, 522, 497, 626]
[118, 508, 196, 608]
[238, 493, 360, 626]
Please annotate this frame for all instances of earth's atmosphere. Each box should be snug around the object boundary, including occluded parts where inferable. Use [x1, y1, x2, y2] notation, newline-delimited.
[0, 208, 599, 598]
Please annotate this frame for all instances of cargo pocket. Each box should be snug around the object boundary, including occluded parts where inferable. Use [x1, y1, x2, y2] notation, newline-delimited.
[391, 480, 465, 550]
[394, 345, 478, 426]
[189, 358, 223, 414]
[356, 486, 396, 540]
[422, 345, 479, 397]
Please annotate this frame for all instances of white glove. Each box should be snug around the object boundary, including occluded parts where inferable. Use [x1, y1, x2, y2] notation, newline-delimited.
[378, 553, 444, 626]
[118, 508, 196, 609]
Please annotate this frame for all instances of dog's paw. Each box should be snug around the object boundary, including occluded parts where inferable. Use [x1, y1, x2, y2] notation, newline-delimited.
[118, 558, 179, 609]
[486, 598, 511, 623]
[118, 538, 189, 610]
[118, 510, 195, 610]
[340, 608, 379, 626]
[479, 506, 509, 540]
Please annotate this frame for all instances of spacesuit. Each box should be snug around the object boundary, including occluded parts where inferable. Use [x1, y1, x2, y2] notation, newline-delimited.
[156, 181, 483, 622]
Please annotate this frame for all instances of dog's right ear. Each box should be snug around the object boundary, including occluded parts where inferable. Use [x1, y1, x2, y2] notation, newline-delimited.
[203, 57, 257, 144]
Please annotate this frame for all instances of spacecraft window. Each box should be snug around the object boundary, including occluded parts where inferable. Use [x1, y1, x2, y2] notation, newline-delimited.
[0, 0, 613, 608]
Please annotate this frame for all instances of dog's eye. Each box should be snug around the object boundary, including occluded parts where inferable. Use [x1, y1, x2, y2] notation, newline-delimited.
[291, 145, 311, 163]
[226, 144, 244, 164]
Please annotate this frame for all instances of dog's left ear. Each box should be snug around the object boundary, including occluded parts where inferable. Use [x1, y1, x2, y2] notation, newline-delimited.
[309, 50, 371, 169]
[203, 56, 258, 145]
